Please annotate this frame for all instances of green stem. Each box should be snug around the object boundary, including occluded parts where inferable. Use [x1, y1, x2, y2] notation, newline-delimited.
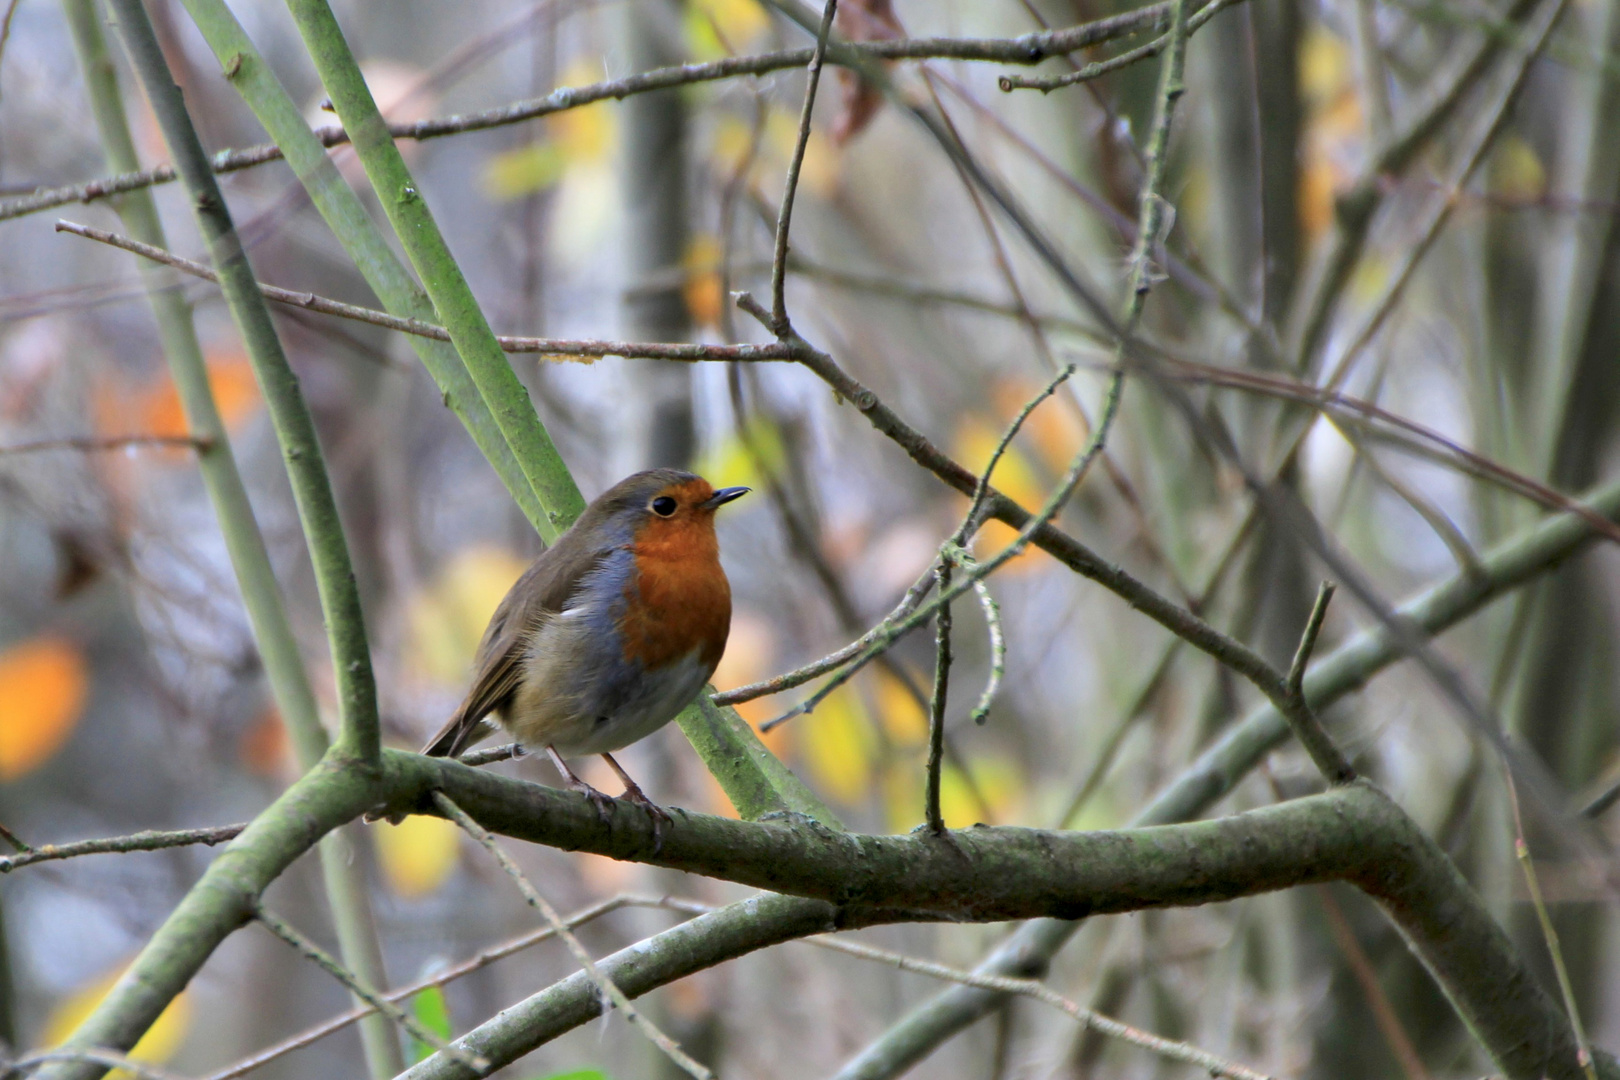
[174, 0, 551, 536]
[89, 2, 399, 1074]
[280, 0, 584, 540]
[105, 0, 377, 766]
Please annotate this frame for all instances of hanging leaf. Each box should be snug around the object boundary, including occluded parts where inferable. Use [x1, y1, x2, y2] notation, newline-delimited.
[873, 669, 927, 747]
[798, 685, 874, 805]
[685, 0, 769, 59]
[481, 143, 569, 201]
[0, 635, 89, 780]
[682, 233, 724, 330]
[406, 546, 529, 685]
[41, 967, 190, 1078]
[376, 814, 461, 898]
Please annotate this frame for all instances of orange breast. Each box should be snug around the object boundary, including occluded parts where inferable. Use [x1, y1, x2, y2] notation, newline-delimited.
[618, 516, 732, 670]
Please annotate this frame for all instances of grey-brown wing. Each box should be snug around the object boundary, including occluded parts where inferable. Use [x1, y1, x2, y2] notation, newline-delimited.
[420, 538, 608, 758]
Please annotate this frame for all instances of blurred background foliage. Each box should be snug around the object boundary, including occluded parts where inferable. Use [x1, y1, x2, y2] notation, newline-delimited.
[0, 0, 1617, 1077]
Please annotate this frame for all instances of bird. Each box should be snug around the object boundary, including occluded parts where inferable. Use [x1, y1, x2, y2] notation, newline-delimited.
[420, 469, 749, 822]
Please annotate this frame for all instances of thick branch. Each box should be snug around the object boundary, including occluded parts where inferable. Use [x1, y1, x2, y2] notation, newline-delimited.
[390, 757, 1604, 1080]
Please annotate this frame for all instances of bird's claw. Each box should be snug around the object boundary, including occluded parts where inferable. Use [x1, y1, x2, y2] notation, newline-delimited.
[563, 776, 618, 826]
[616, 782, 672, 855]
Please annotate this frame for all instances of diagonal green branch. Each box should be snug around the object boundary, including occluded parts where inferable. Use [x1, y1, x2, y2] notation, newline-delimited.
[105, 0, 379, 767]
[62, 3, 399, 1075]
[280, 0, 583, 541]
[174, 0, 551, 535]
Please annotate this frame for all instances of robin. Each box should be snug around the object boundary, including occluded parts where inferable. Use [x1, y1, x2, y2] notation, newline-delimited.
[420, 469, 749, 821]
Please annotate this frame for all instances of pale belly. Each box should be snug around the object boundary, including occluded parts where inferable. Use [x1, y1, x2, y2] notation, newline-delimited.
[498, 606, 715, 757]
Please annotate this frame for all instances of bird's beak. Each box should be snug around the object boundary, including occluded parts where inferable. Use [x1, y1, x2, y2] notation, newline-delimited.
[702, 486, 751, 510]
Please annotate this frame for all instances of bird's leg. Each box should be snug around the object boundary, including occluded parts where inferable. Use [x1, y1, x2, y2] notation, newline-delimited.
[545, 745, 615, 825]
[601, 752, 673, 851]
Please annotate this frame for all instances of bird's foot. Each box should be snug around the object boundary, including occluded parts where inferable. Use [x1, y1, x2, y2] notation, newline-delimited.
[546, 746, 617, 826]
[602, 753, 673, 854]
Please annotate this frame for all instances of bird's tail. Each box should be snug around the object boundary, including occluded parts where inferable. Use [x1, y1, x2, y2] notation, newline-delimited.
[420, 710, 494, 759]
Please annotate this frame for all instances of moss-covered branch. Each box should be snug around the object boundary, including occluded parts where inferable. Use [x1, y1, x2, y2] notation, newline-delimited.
[382, 758, 1606, 1080]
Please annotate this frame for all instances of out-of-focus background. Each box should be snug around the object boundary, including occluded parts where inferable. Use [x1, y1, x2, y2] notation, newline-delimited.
[1, 0, 1618, 1076]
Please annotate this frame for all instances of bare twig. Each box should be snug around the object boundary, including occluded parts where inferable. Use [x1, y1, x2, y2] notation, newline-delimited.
[999, 0, 1238, 92]
[0, 5, 1211, 223]
[803, 936, 1276, 1080]
[1316, 887, 1433, 1080]
[770, 0, 838, 333]
[429, 793, 712, 1080]
[205, 894, 663, 1080]
[0, 824, 245, 873]
[1287, 582, 1336, 702]
[925, 559, 953, 835]
[0, 434, 210, 458]
[1504, 773, 1599, 1080]
[55, 221, 795, 363]
[3, 1049, 190, 1080]
[251, 904, 489, 1073]
[0, 821, 30, 853]
[1282, 583, 1357, 784]
[458, 742, 526, 768]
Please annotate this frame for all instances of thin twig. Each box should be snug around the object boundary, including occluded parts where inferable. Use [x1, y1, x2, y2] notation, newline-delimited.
[56, 220, 795, 363]
[2, 1049, 190, 1080]
[0, 434, 210, 459]
[0, 823, 246, 873]
[735, 566, 937, 718]
[0, 821, 30, 853]
[1, 6, 1205, 223]
[205, 894, 662, 1080]
[1315, 887, 1433, 1080]
[1503, 772, 1598, 1080]
[458, 742, 526, 768]
[802, 936, 1276, 1080]
[1287, 582, 1336, 702]
[998, 0, 1237, 92]
[1281, 583, 1356, 784]
[769, 0, 837, 333]
[0, 0, 24, 97]
[964, 574, 1004, 727]
[925, 559, 953, 835]
[956, 366, 1075, 545]
[251, 904, 489, 1073]
[430, 793, 712, 1080]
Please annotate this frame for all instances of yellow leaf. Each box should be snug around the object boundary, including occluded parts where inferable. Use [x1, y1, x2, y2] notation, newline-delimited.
[1299, 25, 1351, 107]
[41, 967, 190, 1076]
[376, 814, 461, 898]
[882, 754, 1026, 833]
[1491, 135, 1546, 201]
[873, 670, 927, 747]
[683, 233, 724, 329]
[767, 110, 841, 199]
[0, 636, 88, 780]
[954, 416, 1047, 571]
[685, 0, 769, 59]
[799, 685, 874, 805]
[406, 546, 529, 685]
[692, 416, 785, 496]
[480, 142, 568, 201]
[551, 59, 616, 164]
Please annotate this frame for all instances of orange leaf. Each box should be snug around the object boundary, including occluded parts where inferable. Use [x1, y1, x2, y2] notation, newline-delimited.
[0, 636, 88, 780]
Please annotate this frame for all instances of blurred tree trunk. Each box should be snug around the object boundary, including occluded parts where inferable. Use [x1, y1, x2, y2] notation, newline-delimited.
[623, 0, 695, 472]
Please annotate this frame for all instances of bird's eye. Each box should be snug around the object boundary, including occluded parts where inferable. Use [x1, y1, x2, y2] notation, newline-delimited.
[650, 495, 678, 517]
